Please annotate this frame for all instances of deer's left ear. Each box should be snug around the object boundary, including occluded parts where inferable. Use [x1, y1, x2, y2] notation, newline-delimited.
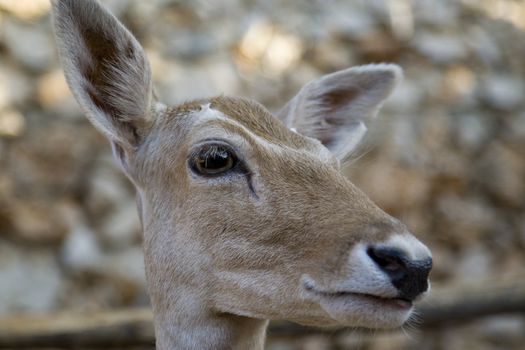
[51, 0, 153, 153]
[277, 64, 402, 161]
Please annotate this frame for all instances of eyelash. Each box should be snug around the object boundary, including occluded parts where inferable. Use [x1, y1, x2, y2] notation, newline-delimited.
[188, 143, 248, 176]
[188, 141, 258, 197]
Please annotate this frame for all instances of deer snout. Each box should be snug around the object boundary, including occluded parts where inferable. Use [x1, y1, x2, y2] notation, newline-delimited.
[367, 246, 432, 301]
[299, 234, 431, 328]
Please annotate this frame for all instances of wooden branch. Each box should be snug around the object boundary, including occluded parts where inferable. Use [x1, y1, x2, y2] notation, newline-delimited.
[416, 277, 525, 328]
[0, 308, 154, 348]
[1, 276, 525, 348]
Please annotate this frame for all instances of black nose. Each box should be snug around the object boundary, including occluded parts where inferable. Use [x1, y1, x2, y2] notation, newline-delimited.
[367, 246, 432, 301]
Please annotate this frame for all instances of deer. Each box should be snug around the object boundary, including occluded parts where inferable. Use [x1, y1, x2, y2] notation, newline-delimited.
[51, 0, 432, 349]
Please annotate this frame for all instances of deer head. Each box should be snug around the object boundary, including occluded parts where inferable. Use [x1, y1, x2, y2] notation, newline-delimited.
[52, 0, 432, 349]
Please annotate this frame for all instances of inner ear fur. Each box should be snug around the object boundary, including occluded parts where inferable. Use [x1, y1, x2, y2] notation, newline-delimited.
[277, 64, 402, 159]
[52, 0, 153, 149]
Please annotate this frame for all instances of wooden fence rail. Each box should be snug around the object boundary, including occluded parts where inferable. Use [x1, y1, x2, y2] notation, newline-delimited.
[1, 276, 524, 348]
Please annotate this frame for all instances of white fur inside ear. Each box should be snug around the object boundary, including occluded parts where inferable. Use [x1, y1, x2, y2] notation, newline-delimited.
[52, 0, 153, 148]
[276, 64, 403, 161]
[290, 128, 298, 133]
[331, 122, 367, 160]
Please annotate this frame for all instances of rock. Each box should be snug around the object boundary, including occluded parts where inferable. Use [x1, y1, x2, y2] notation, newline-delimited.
[416, 68, 446, 102]
[504, 112, 525, 142]
[467, 26, 501, 64]
[481, 74, 524, 110]
[237, 20, 303, 75]
[85, 154, 134, 218]
[0, 0, 50, 20]
[7, 123, 100, 196]
[477, 316, 525, 348]
[356, 31, 404, 62]
[384, 77, 425, 112]
[348, 158, 431, 215]
[99, 0, 131, 17]
[436, 194, 498, 241]
[455, 243, 492, 282]
[276, 63, 320, 107]
[37, 69, 83, 119]
[0, 172, 13, 200]
[62, 231, 145, 303]
[3, 19, 55, 72]
[203, 58, 241, 96]
[156, 60, 223, 104]
[0, 240, 62, 315]
[163, 30, 220, 60]
[155, 54, 241, 103]
[99, 200, 141, 249]
[455, 113, 491, 152]
[520, 218, 525, 248]
[0, 66, 32, 109]
[0, 109, 26, 138]
[413, 32, 467, 64]
[7, 198, 69, 243]
[61, 225, 103, 273]
[441, 65, 477, 106]
[328, 5, 375, 39]
[310, 37, 355, 71]
[414, 0, 460, 27]
[428, 244, 458, 282]
[380, 116, 422, 165]
[101, 247, 146, 291]
[475, 142, 525, 206]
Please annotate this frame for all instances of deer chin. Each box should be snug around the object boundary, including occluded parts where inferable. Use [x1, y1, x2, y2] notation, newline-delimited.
[318, 292, 413, 329]
[301, 281, 413, 329]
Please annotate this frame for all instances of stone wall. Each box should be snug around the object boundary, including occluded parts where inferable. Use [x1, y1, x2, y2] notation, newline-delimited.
[0, 0, 524, 349]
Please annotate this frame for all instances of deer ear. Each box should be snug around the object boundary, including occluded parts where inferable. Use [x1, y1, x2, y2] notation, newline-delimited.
[277, 64, 402, 161]
[51, 0, 153, 152]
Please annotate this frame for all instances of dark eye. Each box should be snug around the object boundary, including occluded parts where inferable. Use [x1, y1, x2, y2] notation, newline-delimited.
[190, 144, 238, 176]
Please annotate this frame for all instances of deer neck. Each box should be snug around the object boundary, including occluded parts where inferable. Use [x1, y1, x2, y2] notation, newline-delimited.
[151, 299, 268, 350]
[145, 241, 269, 350]
[140, 197, 268, 350]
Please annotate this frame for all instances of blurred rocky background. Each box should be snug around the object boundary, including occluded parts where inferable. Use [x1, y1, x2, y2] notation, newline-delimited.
[0, 0, 524, 349]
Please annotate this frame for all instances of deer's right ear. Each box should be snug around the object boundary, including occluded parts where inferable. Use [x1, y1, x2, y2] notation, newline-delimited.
[277, 65, 401, 162]
[51, 0, 153, 152]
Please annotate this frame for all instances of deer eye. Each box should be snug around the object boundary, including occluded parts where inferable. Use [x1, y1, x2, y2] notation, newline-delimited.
[190, 144, 238, 176]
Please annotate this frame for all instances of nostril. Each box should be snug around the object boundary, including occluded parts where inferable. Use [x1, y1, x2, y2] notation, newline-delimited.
[366, 246, 407, 278]
[367, 245, 432, 301]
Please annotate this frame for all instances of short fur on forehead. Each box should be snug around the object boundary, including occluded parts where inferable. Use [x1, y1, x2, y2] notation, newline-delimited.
[210, 97, 316, 149]
[164, 96, 321, 151]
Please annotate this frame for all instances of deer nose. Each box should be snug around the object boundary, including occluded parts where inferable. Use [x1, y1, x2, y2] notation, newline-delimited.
[367, 246, 432, 301]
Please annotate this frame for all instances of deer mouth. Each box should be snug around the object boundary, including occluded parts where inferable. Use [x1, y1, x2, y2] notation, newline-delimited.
[315, 290, 413, 309]
[301, 282, 415, 328]
[302, 280, 413, 310]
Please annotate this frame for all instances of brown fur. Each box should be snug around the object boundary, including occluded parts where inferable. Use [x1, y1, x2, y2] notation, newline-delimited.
[51, 1, 431, 349]
[133, 95, 408, 346]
